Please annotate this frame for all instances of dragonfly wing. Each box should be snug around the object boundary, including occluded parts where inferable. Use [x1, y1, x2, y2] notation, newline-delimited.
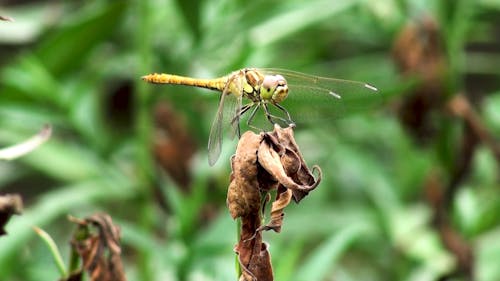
[259, 68, 380, 122]
[260, 68, 378, 93]
[207, 72, 243, 165]
[227, 81, 243, 140]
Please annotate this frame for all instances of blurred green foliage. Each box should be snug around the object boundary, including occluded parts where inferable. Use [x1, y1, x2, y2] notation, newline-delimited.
[0, 0, 499, 280]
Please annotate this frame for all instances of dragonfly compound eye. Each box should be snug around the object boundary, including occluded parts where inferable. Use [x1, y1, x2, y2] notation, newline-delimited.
[261, 75, 288, 103]
[272, 75, 288, 103]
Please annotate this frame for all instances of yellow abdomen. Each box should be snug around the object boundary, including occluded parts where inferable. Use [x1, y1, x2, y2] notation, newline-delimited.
[141, 73, 227, 92]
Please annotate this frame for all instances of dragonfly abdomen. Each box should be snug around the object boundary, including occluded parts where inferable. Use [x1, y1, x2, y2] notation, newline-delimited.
[141, 73, 227, 91]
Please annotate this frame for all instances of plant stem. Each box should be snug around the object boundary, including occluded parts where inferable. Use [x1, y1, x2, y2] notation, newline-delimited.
[134, 0, 155, 280]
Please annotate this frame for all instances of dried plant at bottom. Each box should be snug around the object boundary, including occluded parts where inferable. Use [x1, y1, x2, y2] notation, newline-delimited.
[154, 102, 197, 189]
[0, 194, 22, 236]
[393, 15, 500, 280]
[67, 213, 126, 281]
[392, 16, 447, 144]
[227, 125, 321, 281]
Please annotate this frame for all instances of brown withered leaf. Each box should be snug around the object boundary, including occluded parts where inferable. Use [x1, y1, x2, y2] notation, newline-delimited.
[227, 131, 263, 219]
[239, 242, 273, 281]
[69, 213, 126, 281]
[0, 194, 23, 236]
[265, 125, 322, 202]
[154, 102, 196, 189]
[229, 125, 321, 281]
[256, 125, 321, 233]
[392, 16, 447, 143]
[235, 213, 273, 281]
[258, 186, 292, 233]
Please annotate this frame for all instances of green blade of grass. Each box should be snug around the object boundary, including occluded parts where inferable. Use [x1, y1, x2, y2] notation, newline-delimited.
[34, 1, 127, 75]
[293, 222, 370, 281]
[250, 0, 357, 47]
[32, 226, 67, 278]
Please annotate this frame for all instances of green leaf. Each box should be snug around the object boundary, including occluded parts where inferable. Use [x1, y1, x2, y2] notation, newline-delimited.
[33, 1, 127, 75]
[293, 223, 370, 281]
[0, 128, 103, 181]
[174, 0, 201, 39]
[477, 227, 500, 281]
[483, 92, 500, 132]
[250, 0, 358, 47]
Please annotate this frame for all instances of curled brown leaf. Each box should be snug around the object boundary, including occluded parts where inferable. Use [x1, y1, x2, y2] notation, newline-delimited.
[258, 186, 292, 233]
[260, 125, 322, 202]
[229, 125, 321, 280]
[69, 213, 125, 281]
[227, 131, 263, 219]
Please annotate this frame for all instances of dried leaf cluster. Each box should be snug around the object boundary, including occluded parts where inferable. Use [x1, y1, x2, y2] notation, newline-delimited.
[227, 125, 321, 281]
[65, 214, 126, 281]
[393, 16, 500, 279]
[392, 16, 446, 143]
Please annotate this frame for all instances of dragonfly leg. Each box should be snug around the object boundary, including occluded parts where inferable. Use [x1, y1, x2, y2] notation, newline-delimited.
[246, 105, 261, 131]
[231, 103, 255, 137]
[272, 102, 294, 125]
[231, 104, 252, 127]
[262, 103, 275, 124]
[263, 103, 290, 125]
[237, 104, 264, 132]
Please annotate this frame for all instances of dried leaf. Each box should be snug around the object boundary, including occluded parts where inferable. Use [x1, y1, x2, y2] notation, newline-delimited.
[235, 214, 273, 281]
[0, 194, 23, 236]
[227, 131, 263, 219]
[239, 242, 273, 281]
[392, 16, 447, 143]
[259, 126, 322, 202]
[229, 125, 322, 280]
[258, 186, 292, 233]
[70, 213, 126, 281]
[277, 127, 322, 198]
[154, 102, 196, 188]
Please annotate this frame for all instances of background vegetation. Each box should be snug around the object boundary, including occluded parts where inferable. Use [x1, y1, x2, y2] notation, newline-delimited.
[0, 0, 499, 280]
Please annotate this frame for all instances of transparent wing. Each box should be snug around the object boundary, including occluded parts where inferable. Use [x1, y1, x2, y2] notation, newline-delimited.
[207, 73, 243, 166]
[259, 68, 380, 122]
[227, 75, 244, 140]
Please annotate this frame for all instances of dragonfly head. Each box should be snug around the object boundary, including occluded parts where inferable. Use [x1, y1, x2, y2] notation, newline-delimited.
[261, 74, 288, 103]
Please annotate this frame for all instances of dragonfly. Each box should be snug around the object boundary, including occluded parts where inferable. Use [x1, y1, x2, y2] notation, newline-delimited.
[142, 68, 378, 166]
